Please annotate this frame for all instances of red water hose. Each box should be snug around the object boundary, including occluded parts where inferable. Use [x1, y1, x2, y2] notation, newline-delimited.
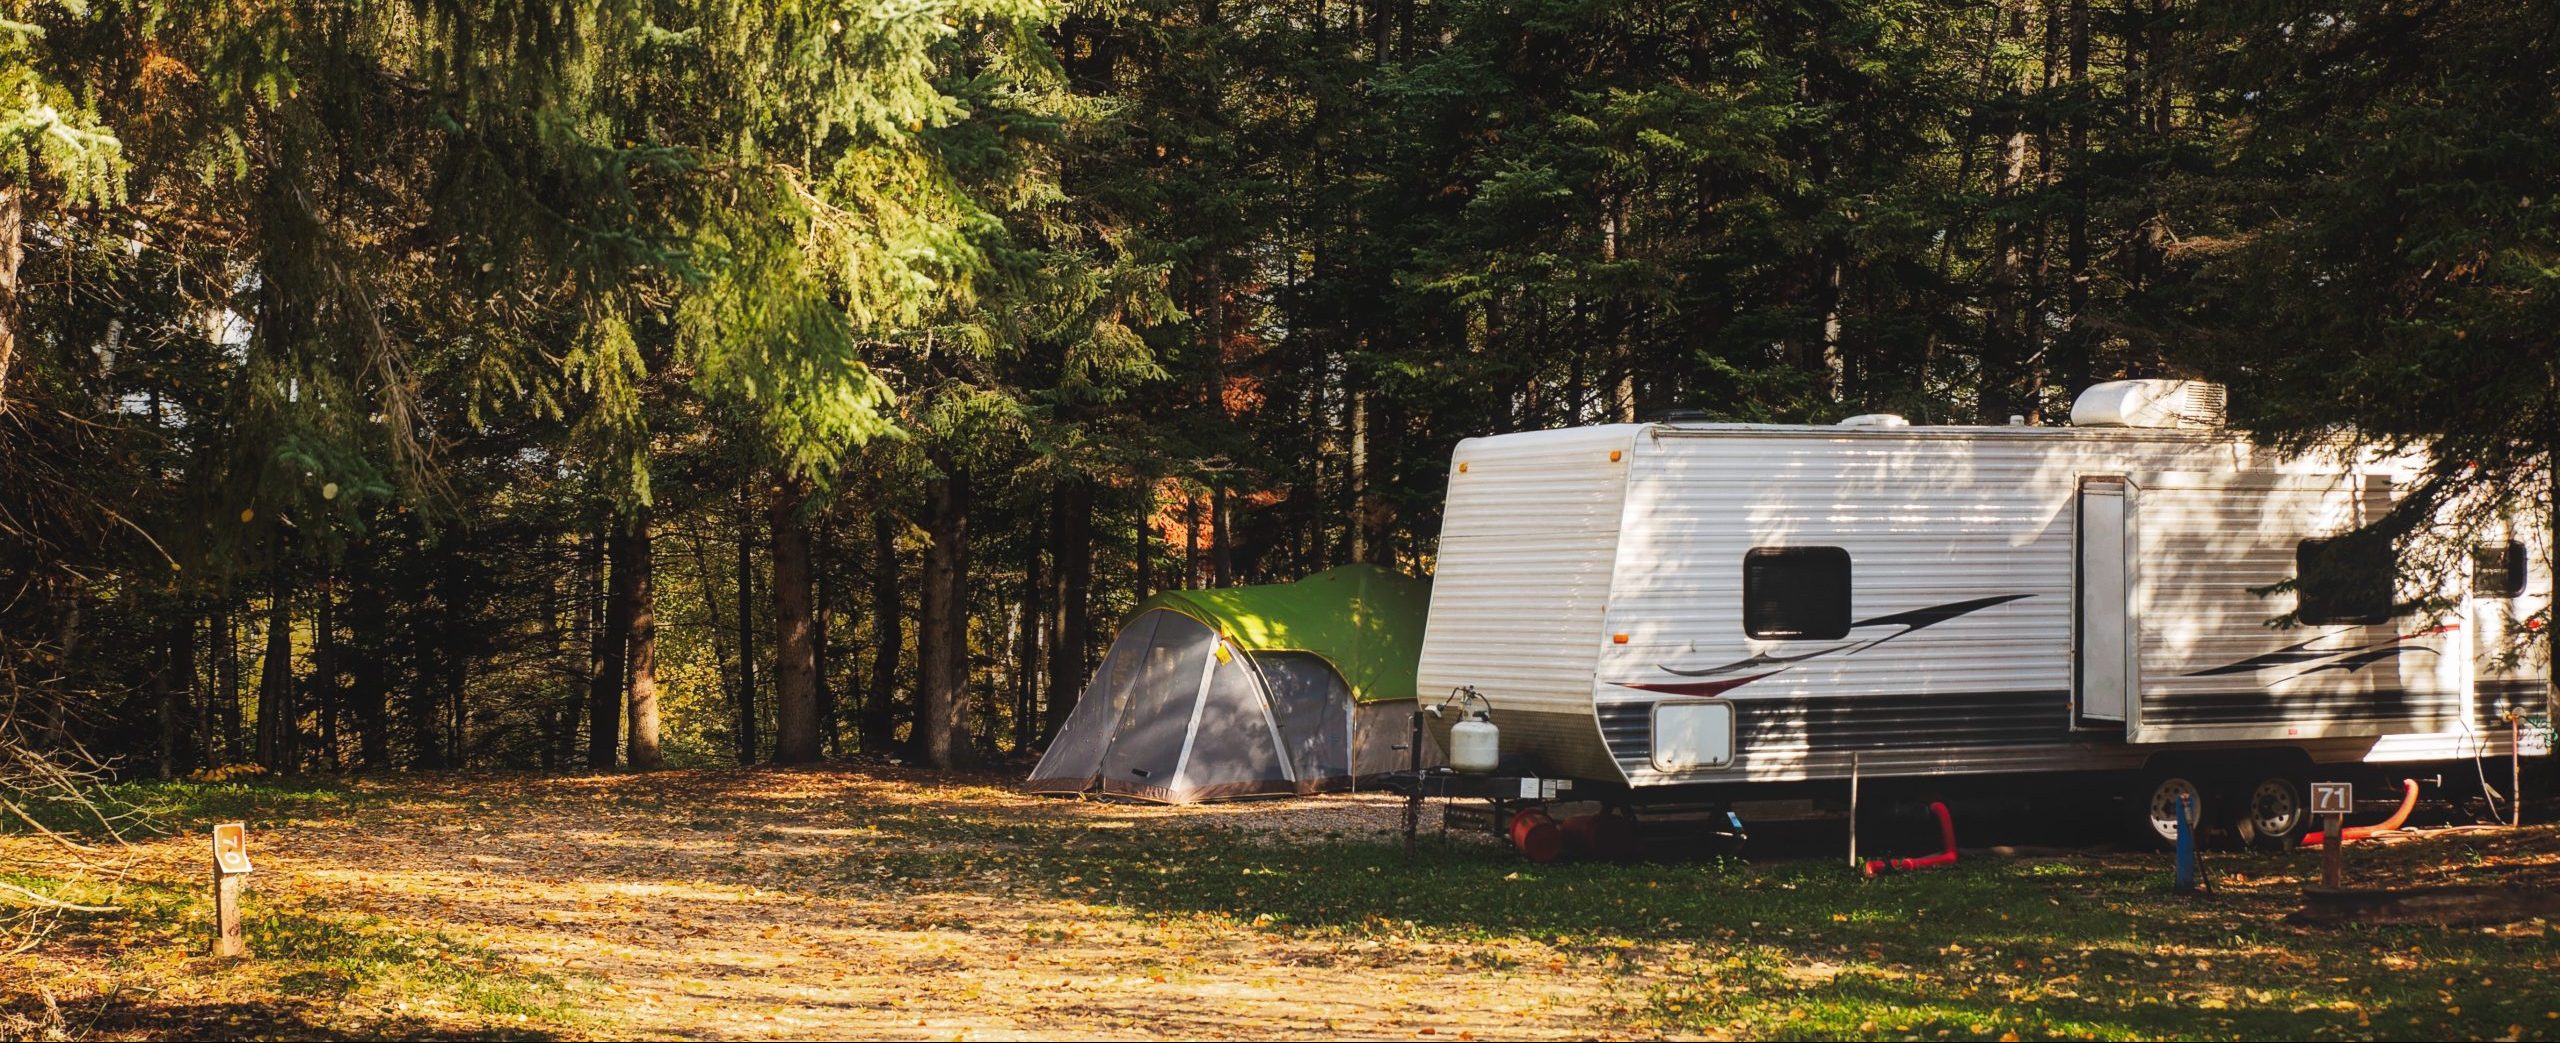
[2301, 778, 2420, 847]
[1863, 801, 1957, 877]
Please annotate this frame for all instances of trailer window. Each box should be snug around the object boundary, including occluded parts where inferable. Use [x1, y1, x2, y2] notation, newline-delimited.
[2475, 540, 2527, 598]
[2296, 537, 2394, 625]
[1743, 547, 1851, 640]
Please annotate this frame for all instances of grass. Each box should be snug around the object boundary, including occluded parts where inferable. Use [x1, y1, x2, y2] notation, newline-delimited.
[5, 773, 380, 841]
[250, 902, 584, 1024]
[2, 863, 585, 1040]
[862, 812, 2560, 1041]
[11, 768, 2558, 1040]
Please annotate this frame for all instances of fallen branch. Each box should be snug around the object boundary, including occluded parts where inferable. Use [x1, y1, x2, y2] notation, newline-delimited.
[0, 878, 118, 914]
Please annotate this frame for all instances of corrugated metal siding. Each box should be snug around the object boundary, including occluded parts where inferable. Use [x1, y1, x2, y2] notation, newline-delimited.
[2125, 471, 2460, 743]
[1596, 692, 2119, 783]
[1596, 431, 2095, 783]
[1425, 421, 2542, 788]
[1415, 425, 1640, 781]
[1589, 427, 2493, 785]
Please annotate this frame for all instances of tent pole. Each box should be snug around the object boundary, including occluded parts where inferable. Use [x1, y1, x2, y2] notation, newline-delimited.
[1169, 637, 1222, 796]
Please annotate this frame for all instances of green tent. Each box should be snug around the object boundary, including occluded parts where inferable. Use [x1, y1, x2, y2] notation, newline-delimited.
[1132, 564, 1431, 705]
[1026, 565, 1434, 803]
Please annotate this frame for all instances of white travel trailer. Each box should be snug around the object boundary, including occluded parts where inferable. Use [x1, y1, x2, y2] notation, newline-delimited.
[1414, 380, 2552, 847]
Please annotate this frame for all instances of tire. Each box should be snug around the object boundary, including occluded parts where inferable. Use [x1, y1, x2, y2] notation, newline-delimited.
[2126, 770, 2208, 850]
[2229, 770, 2308, 851]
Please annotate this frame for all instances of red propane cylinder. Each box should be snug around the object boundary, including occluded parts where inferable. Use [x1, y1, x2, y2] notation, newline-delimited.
[1509, 807, 1566, 863]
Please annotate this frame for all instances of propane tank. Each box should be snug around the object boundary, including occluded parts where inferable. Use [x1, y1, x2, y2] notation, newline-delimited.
[1449, 688, 1500, 773]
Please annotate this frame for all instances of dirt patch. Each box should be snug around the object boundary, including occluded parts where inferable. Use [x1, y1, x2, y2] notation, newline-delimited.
[2, 766, 1624, 1041]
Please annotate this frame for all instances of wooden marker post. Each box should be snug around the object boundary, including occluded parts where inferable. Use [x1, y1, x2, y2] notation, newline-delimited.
[2310, 783, 2351, 889]
[211, 822, 253, 958]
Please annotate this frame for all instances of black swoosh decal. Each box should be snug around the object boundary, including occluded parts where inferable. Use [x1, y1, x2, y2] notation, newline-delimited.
[1848, 594, 2036, 652]
[2279, 646, 2438, 681]
[2184, 637, 2356, 677]
[1637, 593, 2035, 693]
[1851, 594, 2035, 633]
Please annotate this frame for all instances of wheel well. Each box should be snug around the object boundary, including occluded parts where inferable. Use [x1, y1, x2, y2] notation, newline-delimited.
[2140, 747, 2313, 780]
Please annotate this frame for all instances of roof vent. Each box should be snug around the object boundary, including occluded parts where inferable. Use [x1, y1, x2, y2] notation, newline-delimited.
[2070, 380, 2227, 429]
[1836, 413, 1911, 429]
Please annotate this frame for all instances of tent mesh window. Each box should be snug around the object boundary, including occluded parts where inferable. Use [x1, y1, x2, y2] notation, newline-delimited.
[1257, 652, 1355, 788]
[1172, 641, 1297, 800]
[1743, 546, 1852, 640]
[1096, 612, 1220, 798]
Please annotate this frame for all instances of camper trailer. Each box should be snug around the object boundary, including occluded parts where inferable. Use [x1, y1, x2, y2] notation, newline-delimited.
[1414, 380, 2552, 847]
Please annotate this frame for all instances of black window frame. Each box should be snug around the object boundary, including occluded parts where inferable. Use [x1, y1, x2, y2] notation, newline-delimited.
[1743, 546, 1853, 640]
[2295, 536, 2396, 626]
[2474, 540, 2528, 599]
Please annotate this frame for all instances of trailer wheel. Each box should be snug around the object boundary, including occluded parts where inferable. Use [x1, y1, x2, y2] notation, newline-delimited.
[2127, 771, 2207, 850]
[2230, 771, 2308, 851]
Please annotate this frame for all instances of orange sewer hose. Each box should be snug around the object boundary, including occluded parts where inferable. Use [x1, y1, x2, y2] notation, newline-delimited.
[2300, 777, 2419, 847]
[1863, 801, 1957, 876]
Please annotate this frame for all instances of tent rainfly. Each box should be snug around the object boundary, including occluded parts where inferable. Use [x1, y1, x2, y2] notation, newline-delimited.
[1026, 565, 1432, 804]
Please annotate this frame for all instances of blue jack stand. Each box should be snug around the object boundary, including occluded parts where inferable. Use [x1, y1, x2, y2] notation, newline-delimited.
[2173, 793, 2201, 894]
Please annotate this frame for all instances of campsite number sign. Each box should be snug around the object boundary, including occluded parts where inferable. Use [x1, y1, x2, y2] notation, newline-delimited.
[2310, 783, 2351, 889]
[212, 822, 252, 958]
[214, 822, 253, 875]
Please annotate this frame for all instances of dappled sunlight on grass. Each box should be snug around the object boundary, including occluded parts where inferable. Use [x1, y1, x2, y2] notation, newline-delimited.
[8, 765, 2557, 1039]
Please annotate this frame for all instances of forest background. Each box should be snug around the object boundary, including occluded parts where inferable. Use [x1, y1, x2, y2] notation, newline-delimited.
[2, 0, 2551, 777]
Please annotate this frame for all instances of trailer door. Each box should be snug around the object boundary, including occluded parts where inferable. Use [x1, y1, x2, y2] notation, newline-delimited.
[2075, 477, 2137, 726]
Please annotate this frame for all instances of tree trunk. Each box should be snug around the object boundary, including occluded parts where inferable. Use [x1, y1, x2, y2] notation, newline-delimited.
[918, 454, 974, 769]
[1980, 0, 2035, 424]
[588, 522, 627, 768]
[2065, 0, 2093, 393]
[438, 540, 473, 765]
[177, 609, 198, 773]
[315, 564, 338, 769]
[154, 609, 181, 781]
[350, 573, 390, 769]
[771, 476, 823, 763]
[191, 610, 211, 768]
[862, 510, 903, 752]
[442, 635, 469, 768]
[1601, 193, 1638, 422]
[1015, 514, 1043, 751]
[621, 509, 662, 769]
[692, 517, 735, 754]
[257, 567, 296, 773]
[569, 528, 600, 767]
[0, 185, 20, 410]
[214, 603, 240, 764]
[1210, 481, 1232, 587]
[1184, 492, 1200, 590]
[1045, 481, 1092, 741]
[735, 493, 760, 764]
[814, 521, 836, 757]
[1135, 479, 1155, 601]
[1349, 390, 1369, 562]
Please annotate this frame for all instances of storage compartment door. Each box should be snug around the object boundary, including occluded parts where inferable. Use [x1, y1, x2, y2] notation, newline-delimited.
[2075, 477, 2137, 726]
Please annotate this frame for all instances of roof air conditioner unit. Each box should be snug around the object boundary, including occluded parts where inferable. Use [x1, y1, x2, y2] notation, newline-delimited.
[1836, 414, 1911, 429]
[2070, 380, 2228, 430]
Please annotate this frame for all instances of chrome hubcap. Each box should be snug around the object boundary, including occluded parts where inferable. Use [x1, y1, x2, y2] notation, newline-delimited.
[2247, 779, 2301, 836]
[2147, 778, 2202, 842]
